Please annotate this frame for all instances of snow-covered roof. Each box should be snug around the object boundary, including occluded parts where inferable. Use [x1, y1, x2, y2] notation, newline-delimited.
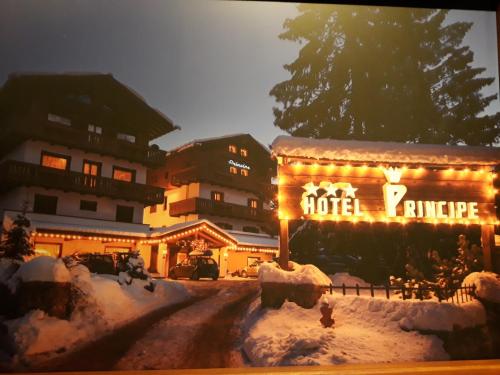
[150, 219, 238, 243]
[30, 219, 151, 238]
[271, 135, 500, 166]
[227, 230, 279, 248]
[170, 133, 270, 155]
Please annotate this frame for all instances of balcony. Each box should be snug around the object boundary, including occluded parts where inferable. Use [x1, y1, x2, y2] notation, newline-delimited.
[170, 166, 272, 197]
[2, 119, 166, 167]
[0, 160, 164, 205]
[169, 197, 271, 222]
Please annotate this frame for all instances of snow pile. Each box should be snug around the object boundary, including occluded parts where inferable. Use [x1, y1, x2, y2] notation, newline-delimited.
[4, 263, 190, 362]
[462, 272, 500, 304]
[271, 135, 500, 166]
[259, 261, 331, 286]
[8, 256, 70, 291]
[329, 272, 370, 287]
[244, 292, 486, 366]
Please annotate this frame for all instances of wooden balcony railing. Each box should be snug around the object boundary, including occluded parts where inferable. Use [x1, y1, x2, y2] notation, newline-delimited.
[169, 197, 271, 222]
[0, 160, 164, 205]
[170, 166, 272, 197]
[2, 120, 166, 167]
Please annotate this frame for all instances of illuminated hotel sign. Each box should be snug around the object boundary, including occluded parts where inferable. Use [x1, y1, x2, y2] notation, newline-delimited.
[277, 162, 497, 225]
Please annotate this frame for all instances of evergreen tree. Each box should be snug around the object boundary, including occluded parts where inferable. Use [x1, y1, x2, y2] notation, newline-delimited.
[0, 207, 34, 261]
[271, 5, 499, 145]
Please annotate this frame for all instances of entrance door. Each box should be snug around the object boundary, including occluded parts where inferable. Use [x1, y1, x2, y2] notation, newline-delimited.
[149, 244, 158, 273]
[83, 160, 101, 188]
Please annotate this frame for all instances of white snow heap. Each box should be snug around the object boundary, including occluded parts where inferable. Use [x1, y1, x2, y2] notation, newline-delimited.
[243, 293, 486, 367]
[11, 256, 71, 286]
[271, 135, 500, 166]
[462, 271, 500, 304]
[4, 260, 191, 363]
[259, 261, 331, 286]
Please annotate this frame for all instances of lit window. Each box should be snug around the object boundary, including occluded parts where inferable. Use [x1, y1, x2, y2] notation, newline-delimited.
[241, 169, 249, 176]
[240, 148, 248, 157]
[117, 133, 136, 143]
[48, 113, 71, 126]
[248, 198, 258, 209]
[88, 124, 102, 134]
[228, 144, 237, 153]
[229, 166, 238, 174]
[41, 152, 69, 170]
[113, 167, 135, 182]
[211, 191, 224, 201]
[34, 243, 62, 258]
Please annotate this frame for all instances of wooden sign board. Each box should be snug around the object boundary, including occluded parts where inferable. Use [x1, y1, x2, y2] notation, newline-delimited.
[277, 159, 497, 225]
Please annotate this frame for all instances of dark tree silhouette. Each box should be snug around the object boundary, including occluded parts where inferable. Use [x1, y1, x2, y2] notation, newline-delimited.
[0, 204, 34, 261]
[271, 5, 499, 145]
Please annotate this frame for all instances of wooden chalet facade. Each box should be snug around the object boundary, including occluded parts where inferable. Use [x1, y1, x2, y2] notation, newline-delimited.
[0, 73, 177, 257]
[145, 133, 276, 233]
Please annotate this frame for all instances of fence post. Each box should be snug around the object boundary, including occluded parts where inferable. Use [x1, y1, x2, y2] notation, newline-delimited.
[370, 284, 374, 298]
[356, 283, 360, 296]
[342, 283, 346, 296]
[385, 284, 390, 299]
[459, 286, 464, 303]
[330, 283, 333, 295]
[418, 285, 423, 301]
[436, 286, 442, 302]
[402, 285, 406, 300]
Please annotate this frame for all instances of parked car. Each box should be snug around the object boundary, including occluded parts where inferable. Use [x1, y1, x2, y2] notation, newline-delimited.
[76, 252, 131, 275]
[232, 260, 266, 278]
[168, 256, 219, 280]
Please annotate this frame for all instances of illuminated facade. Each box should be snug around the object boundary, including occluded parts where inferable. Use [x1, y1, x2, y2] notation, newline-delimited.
[0, 73, 176, 257]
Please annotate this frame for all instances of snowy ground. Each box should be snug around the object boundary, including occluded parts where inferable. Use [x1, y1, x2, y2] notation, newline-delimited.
[243, 272, 487, 367]
[2, 257, 190, 368]
[113, 280, 259, 370]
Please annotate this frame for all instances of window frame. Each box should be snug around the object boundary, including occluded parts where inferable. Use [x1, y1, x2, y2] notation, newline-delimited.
[229, 166, 238, 174]
[211, 191, 224, 202]
[33, 194, 58, 215]
[241, 168, 249, 176]
[240, 148, 248, 157]
[82, 159, 102, 176]
[115, 205, 135, 223]
[40, 150, 71, 171]
[228, 144, 238, 153]
[80, 200, 98, 212]
[112, 166, 136, 183]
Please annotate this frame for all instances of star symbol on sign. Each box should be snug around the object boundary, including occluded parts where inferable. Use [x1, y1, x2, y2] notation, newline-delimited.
[344, 185, 358, 198]
[324, 183, 339, 197]
[302, 182, 320, 196]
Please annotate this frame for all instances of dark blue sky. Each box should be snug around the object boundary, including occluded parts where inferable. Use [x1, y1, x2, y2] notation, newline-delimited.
[0, 1, 498, 150]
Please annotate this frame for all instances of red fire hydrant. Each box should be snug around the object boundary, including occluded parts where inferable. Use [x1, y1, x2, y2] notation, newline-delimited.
[320, 297, 334, 328]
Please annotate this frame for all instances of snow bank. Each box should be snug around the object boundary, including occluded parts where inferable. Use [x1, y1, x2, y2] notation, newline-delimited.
[271, 135, 500, 166]
[10, 256, 70, 285]
[462, 272, 500, 304]
[259, 261, 331, 286]
[329, 272, 370, 287]
[244, 293, 486, 366]
[5, 264, 191, 363]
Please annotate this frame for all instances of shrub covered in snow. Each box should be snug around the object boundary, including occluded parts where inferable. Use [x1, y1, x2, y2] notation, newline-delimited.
[259, 261, 331, 286]
[2, 257, 191, 366]
[9, 256, 70, 288]
[462, 272, 500, 304]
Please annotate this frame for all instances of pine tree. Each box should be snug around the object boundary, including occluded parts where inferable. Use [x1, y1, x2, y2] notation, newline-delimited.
[0, 207, 34, 261]
[271, 5, 499, 145]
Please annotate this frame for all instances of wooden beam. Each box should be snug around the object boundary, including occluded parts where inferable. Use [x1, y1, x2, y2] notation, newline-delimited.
[481, 224, 495, 271]
[279, 219, 289, 270]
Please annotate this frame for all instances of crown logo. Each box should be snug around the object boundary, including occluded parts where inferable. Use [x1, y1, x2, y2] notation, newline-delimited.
[383, 167, 403, 183]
